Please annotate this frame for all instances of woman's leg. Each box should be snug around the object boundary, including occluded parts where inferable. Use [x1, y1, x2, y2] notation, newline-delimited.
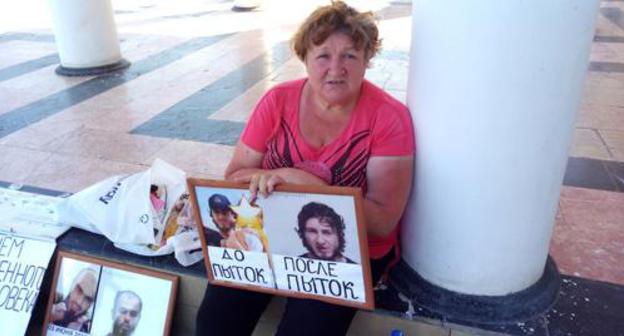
[275, 298, 357, 336]
[195, 284, 272, 336]
[275, 248, 396, 336]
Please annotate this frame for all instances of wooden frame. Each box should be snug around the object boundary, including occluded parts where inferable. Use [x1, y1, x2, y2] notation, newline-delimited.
[43, 251, 178, 336]
[187, 178, 374, 310]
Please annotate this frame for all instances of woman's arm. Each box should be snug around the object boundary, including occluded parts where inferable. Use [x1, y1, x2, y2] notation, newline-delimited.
[225, 141, 327, 198]
[224, 141, 264, 180]
[227, 142, 414, 236]
[363, 155, 414, 237]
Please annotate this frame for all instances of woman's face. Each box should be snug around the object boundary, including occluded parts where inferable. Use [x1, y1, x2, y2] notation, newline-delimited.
[304, 32, 368, 107]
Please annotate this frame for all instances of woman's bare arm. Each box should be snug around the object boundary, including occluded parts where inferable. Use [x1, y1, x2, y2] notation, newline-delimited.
[362, 155, 414, 237]
[226, 142, 414, 236]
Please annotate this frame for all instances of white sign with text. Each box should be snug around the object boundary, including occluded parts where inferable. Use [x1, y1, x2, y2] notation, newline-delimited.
[273, 255, 365, 303]
[0, 232, 56, 336]
[208, 246, 275, 288]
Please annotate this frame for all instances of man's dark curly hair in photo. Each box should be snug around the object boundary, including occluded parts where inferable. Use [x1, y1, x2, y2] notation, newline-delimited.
[296, 201, 346, 254]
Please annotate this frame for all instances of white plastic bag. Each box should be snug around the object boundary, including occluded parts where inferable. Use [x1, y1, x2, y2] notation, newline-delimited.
[113, 240, 175, 256]
[116, 191, 205, 264]
[114, 191, 191, 256]
[58, 159, 186, 245]
[169, 197, 204, 266]
[168, 230, 204, 266]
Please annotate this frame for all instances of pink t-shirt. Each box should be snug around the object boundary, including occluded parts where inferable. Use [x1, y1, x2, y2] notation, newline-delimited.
[241, 78, 415, 258]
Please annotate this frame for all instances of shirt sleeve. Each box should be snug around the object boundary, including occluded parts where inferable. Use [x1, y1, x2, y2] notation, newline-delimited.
[240, 89, 279, 153]
[370, 103, 416, 156]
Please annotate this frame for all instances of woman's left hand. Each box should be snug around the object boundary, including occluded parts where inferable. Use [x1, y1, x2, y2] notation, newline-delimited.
[232, 169, 284, 199]
[225, 142, 327, 199]
[233, 167, 327, 199]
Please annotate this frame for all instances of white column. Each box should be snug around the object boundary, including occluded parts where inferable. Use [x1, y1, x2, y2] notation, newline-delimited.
[48, 0, 125, 72]
[402, 0, 600, 295]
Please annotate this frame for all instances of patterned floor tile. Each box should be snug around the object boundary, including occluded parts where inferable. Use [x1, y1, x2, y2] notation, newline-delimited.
[26, 152, 148, 193]
[0, 40, 57, 68]
[600, 129, 624, 160]
[550, 186, 624, 285]
[143, 139, 234, 179]
[570, 128, 613, 160]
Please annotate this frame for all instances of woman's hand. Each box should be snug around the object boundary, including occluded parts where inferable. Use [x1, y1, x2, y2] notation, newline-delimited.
[233, 170, 285, 199]
[232, 168, 326, 199]
[225, 142, 327, 199]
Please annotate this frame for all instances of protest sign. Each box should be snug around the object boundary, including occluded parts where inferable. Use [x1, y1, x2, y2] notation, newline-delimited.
[187, 179, 374, 309]
[0, 232, 56, 336]
[43, 251, 178, 336]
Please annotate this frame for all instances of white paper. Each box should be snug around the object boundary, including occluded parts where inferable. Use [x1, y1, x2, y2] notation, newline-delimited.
[0, 188, 70, 240]
[208, 246, 275, 288]
[273, 255, 365, 303]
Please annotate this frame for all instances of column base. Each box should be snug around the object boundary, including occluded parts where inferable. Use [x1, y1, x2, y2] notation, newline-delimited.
[232, 6, 259, 12]
[232, 0, 260, 12]
[390, 256, 560, 324]
[55, 58, 130, 76]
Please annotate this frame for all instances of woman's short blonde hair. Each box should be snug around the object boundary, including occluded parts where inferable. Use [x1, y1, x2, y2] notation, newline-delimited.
[292, 1, 381, 62]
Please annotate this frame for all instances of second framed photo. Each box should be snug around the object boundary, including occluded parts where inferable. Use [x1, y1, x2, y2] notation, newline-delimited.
[43, 251, 178, 336]
[187, 179, 374, 310]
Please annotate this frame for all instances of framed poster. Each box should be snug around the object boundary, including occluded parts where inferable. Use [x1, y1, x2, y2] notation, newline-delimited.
[43, 251, 178, 336]
[187, 178, 374, 310]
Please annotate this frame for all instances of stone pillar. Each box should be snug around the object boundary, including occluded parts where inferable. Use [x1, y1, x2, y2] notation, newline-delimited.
[401, 0, 599, 299]
[48, 0, 129, 76]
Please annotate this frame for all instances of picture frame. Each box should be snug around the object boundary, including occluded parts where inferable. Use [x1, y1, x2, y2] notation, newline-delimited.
[43, 251, 178, 336]
[187, 178, 374, 310]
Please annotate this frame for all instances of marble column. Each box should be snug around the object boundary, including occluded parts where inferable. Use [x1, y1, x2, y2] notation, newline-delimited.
[402, 0, 600, 296]
[48, 0, 129, 76]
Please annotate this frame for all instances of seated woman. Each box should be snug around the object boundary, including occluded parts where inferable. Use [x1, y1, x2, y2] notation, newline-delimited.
[196, 2, 414, 335]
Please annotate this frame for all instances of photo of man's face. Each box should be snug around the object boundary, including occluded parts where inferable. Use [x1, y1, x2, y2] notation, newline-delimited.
[296, 202, 348, 262]
[67, 270, 97, 317]
[207, 194, 237, 234]
[111, 291, 142, 336]
[54, 258, 176, 336]
[304, 218, 340, 260]
[50, 265, 100, 332]
[211, 209, 236, 232]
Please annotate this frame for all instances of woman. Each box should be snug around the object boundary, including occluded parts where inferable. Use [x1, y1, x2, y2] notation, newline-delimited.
[196, 2, 414, 335]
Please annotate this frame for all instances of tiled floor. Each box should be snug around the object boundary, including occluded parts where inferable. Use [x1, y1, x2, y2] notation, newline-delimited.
[551, 186, 624, 285]
[1, 0, 623, 335]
